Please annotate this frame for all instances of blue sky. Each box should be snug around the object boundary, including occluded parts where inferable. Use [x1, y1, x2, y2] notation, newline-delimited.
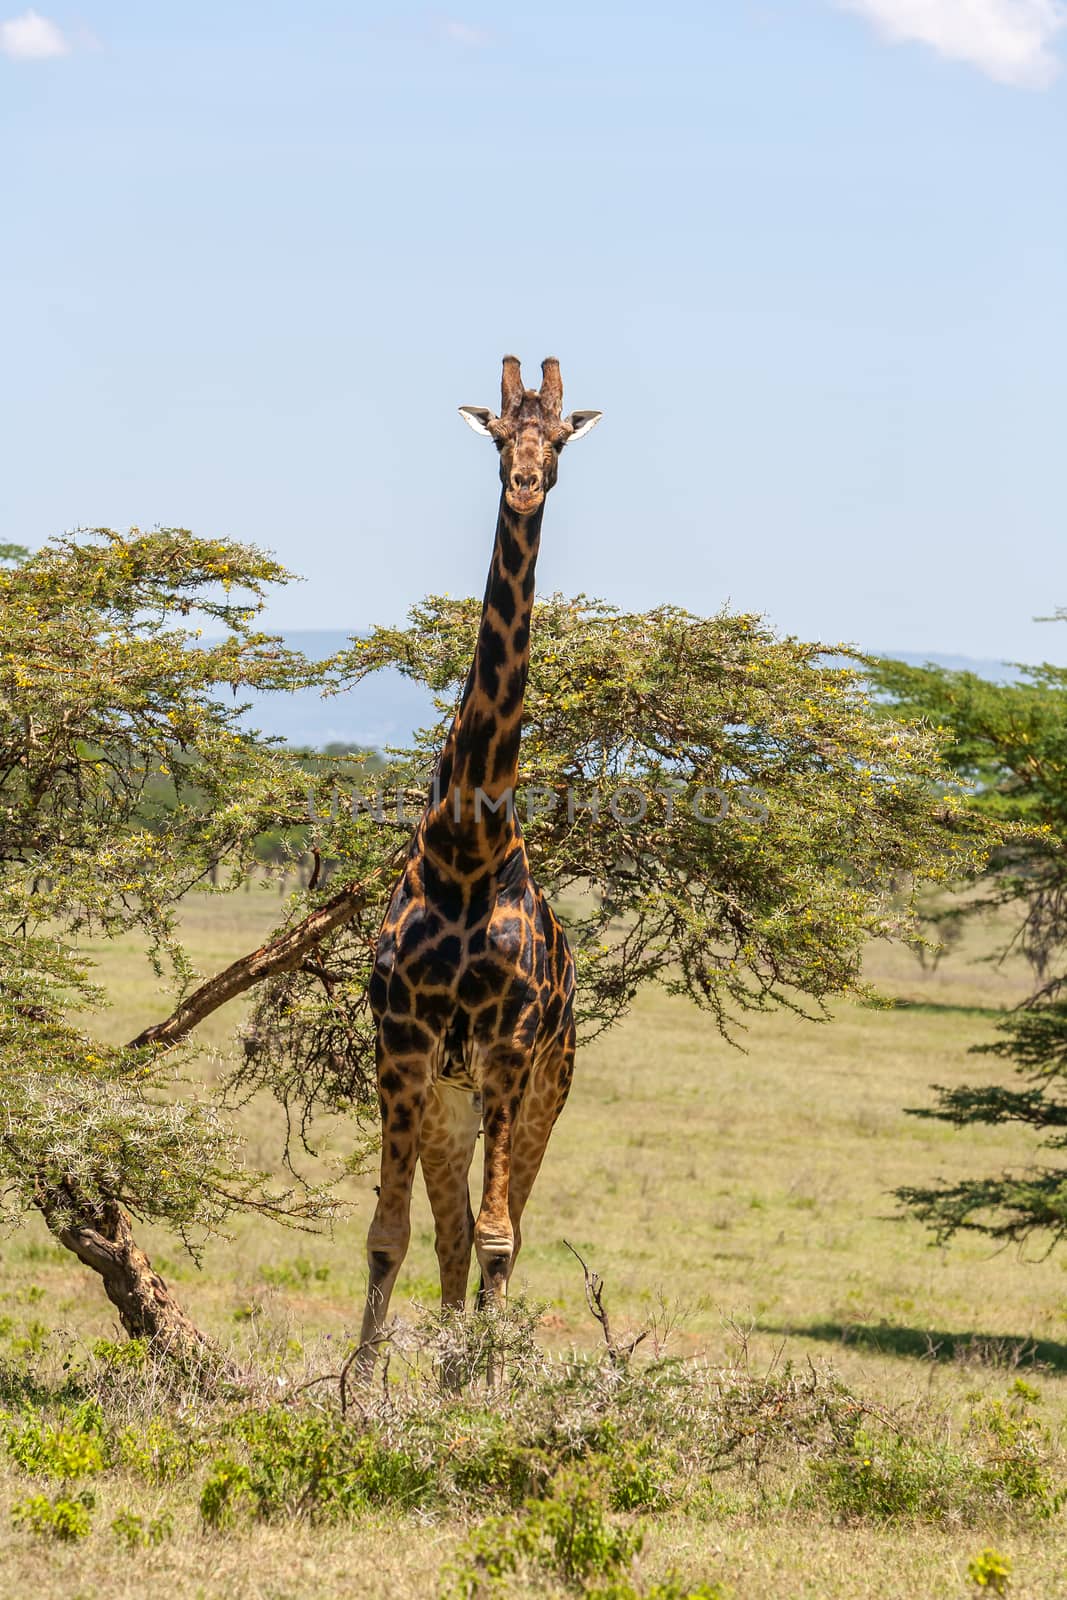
[2, 1, 1065, 661]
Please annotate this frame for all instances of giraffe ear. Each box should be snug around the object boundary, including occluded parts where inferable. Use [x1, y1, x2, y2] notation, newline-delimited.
[458, 406, 496, 436]
[562, 410, 603, 443]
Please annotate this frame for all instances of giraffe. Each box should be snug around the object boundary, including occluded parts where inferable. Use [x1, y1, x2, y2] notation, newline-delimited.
[356, 355, 602, 1374]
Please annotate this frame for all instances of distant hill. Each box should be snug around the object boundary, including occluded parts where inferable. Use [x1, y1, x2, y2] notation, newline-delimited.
[867, 649, 1021, 685]
[231, 630, 1026, 750]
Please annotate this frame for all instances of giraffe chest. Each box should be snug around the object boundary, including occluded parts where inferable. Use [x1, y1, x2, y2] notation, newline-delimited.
[372, 872, 550, 1034]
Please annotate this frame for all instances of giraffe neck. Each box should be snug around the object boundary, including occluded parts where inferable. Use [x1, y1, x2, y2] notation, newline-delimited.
[430, 493, 543, 860]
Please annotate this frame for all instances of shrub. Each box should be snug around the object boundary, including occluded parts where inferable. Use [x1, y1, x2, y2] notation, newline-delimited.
[440, 1466, 643, 1597]
[450, 1428, 554, 1507]
[424, 1297, 548, 1392]
[967, 1399, 1062, 1515]
[811, 1390, 1063, 1524]
[604, 1441, 677, 1513]
[200, 1409, 435, 1527]
[3, 1399, 107, 1479]
[11, 1491, 93, 1541]
[967, 1548, 1012, 1595]
[111, 1508, 174, 1549]
[813, 1424, 982, 1522]
[116, 1417, 208, 1484]
[90, 1337, 149, 1371]
[199, 1457, 255, 1530]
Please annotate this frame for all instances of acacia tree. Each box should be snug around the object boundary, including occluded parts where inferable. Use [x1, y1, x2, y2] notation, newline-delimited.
[238, 597, 991, 1130]
[2, 533, 993, 1360]
[869, 649, 1067, 1249]
[0, 529, 387, 1364]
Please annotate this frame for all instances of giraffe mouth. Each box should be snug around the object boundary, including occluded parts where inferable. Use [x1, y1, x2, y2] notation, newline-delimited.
[505, 489, 544, 516]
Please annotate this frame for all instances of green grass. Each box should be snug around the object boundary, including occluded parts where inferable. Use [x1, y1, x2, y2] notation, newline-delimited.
[1, 887, 1066, 1598]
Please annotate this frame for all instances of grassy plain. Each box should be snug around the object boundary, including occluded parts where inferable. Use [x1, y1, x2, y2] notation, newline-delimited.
[1, 886, 1065, 1599]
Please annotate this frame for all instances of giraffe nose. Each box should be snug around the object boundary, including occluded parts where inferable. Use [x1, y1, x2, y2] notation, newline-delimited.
[510, 470, 542, 494]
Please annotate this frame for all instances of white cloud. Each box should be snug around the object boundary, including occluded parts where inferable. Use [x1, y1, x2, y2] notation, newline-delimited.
[836, 0, 1067, 87]
[0, 9, 70, 60]
[441, 19, 491, 48]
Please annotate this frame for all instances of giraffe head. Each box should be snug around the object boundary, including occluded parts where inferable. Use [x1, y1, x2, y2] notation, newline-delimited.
[459, 355, 602, 518]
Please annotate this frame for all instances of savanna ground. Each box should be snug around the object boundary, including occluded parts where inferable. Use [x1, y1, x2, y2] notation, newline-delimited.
[1, 886, 1065, 1599]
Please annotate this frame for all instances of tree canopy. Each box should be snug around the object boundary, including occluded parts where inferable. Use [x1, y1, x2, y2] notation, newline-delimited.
[1, 529, 993, 1354]
[0, 529, 345, 1356]
[869, 648, 1067, 1249]
[239, 596, 990, 1130]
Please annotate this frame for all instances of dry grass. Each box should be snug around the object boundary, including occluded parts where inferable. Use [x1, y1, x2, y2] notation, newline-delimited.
[1, 888, 1065, 1597]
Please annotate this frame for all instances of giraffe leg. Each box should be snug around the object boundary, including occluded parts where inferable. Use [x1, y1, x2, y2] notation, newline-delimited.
[471, 1074, 520, 1391]
[471, 1031, 575, 1311]
[420, 1082, 482, 1309]
[473, 1074, 519, 1313]
[420, 1082, 482, 1389]
[507, 1032, 576, 1284]
[356, 1036, 430, 1378]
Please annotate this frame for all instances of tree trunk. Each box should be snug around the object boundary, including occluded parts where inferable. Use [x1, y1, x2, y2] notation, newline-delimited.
[27, 874, 379, 1370]
[34, 1188, 227, 1376]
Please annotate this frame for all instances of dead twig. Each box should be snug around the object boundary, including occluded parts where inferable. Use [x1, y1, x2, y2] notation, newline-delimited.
[564, 1239, 648, 1367]
[338, 1330, 392, 1419]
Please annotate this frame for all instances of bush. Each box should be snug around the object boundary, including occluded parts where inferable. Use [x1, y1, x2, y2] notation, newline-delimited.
[90, 1337, 149, 1371]
[11, 1490, 93, 1541]
[967, 1548, 1012, 1594]
[811, 1391, 1063, 1524]
[440, 1466, 643, 1597]
[111, 1507, 174, 1549]
[116, 1416, 208, 1484]
[199, 1457, 256, 1530]
[450, 1427, 554, 1507]
[200, 1408, 435, 1527]
[3, 1399, 107, 1479]
[967, 1399, 1062, 1514]
[604, 1439, 677, 1514]
[812, 1424, 982, 1522]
